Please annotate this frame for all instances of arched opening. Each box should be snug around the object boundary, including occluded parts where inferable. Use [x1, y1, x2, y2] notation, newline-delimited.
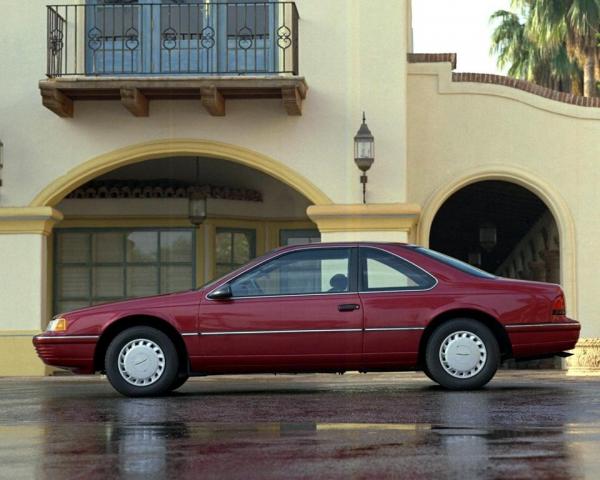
[30, 139, 332, 208]
[49, 153, 322, 315]
[428, 180, 562, 368]
[418, 166, 576, 320]
[429, 181, 560, 282]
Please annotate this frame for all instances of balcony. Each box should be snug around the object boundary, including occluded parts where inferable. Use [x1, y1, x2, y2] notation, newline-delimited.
[40, 2, 306, 117]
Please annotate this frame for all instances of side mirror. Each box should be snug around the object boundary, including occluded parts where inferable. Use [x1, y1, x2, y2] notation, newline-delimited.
[207, 284, 233, 300]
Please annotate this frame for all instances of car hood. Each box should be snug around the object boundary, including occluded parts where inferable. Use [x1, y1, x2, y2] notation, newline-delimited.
[57, 289, 200, 318]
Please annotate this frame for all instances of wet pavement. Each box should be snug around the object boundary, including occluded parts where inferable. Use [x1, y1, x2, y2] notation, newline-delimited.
[1, 371, 600, 479]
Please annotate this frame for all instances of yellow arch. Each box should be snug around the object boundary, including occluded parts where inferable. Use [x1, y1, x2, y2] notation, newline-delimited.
[30, 139, 333, 207]
[418, 165, 578, 318]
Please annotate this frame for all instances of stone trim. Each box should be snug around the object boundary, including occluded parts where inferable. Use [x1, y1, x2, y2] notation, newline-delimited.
[0, 207, 64, 236]
[408, 52, 600, 108]
[407, 53, 457, 70]
[567, 338, 600, 375]
[307, 203, 420, 233]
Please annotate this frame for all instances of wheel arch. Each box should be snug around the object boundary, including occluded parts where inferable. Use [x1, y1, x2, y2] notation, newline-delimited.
[418, 309, 512, 367]
[94, 315, 190, 375]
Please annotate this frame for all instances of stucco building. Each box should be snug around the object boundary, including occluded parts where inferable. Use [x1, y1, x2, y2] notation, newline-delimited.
[0, 0, 598, 375]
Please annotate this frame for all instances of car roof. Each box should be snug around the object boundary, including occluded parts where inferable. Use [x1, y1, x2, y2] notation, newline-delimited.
[273, 241, 413, 252]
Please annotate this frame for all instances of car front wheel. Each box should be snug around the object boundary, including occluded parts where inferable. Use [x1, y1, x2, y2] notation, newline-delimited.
[425, 318, 499, 390]
[105, 326, 179, 397]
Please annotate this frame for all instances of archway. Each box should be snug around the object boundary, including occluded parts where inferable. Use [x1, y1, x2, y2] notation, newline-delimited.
[29, 139, 332, 208]
[418, 166, 577, 319]
[429, 181, 559, 281]
[43, 142, 329, 316]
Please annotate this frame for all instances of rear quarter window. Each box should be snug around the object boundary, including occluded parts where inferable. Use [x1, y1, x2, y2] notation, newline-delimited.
[412, 247, 496, 279]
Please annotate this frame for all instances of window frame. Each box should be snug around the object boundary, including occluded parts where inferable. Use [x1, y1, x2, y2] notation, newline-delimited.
[211, 246, 359, 299]
[358, 246, 437, 293]
[215, 227, 257, 277]
[279, 228, 321, 246]
[53, 227, 196, 314]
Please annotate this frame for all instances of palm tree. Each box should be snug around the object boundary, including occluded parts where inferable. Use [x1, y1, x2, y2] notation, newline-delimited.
[491, 0, 599, 96]
[490, 8, 582, 93]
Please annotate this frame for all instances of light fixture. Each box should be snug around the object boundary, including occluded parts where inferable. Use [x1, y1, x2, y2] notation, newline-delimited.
[479, 221, 497, 252]
[188, 157, 207, 225]
[354, 112, 374, 204]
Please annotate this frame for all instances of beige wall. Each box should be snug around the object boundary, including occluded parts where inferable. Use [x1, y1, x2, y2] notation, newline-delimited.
[0, 234, 48, 330]
[0, 0, 410, 209]
[407, 62, 600, 338]
[0, 0, 411, 374]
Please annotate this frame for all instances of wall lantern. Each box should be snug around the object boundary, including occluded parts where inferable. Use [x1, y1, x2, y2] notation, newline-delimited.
[188, 192, 207, 225]
[479, 221, 497, 252]
[354, 112, 374, 204]
[188, 157, 207, 225]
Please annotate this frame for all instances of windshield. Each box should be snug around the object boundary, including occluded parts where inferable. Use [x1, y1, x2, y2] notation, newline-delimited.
[412, 246, 496, 279]
[195, 248, 281, 291]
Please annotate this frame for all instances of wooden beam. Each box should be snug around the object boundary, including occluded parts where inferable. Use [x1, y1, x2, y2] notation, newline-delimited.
[40, 87, 73, 118]
[200, 86, 225, 116]
[282, 86, 302, 115]
[120, 87, 149, 117]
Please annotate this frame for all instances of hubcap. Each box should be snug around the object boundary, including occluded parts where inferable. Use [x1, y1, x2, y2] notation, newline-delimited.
[439, 331, 487, 379]
[118, 338, 165, 386]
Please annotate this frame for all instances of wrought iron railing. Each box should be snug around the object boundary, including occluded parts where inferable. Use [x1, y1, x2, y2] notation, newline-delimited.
[46, 2, 299, 77]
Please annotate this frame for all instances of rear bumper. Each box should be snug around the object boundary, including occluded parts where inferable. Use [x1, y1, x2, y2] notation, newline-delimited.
[507, 320, 581, 359]
[32, 334, 98, 374]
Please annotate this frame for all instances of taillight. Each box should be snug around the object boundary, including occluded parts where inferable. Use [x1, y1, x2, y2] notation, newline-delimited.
[552, 294, 566, 318]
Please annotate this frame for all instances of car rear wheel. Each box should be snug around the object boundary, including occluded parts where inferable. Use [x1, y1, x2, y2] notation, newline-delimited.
[425, 318, 499, 390]
[105, 326, 179, 397]
[169, 374, 189, 392]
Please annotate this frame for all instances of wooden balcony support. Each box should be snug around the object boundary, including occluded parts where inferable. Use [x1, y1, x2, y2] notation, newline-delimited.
[39, 76, 308, 118]
[120, 87, 149, 117]
[200, 86, 225, 116]
[40, 86, 73, 118]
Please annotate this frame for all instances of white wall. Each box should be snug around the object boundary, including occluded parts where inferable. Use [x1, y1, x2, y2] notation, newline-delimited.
[407, 63, 600, 338]
[0, 234, 47, 330]
[0, 0, 410, 208]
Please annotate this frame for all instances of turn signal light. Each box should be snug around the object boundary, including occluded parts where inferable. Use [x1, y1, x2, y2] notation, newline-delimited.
[47, 317, 68, 332]
[552, 295, 566, 318]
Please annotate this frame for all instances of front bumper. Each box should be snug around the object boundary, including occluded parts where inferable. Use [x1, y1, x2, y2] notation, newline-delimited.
[507, 319, 581, 359]
[32, 334, 98, 374]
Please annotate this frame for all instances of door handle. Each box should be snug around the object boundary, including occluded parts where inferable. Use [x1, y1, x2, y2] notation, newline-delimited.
[338, 303, 360, 312]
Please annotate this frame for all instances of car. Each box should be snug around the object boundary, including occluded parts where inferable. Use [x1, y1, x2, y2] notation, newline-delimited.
[33, 242, 580, 397]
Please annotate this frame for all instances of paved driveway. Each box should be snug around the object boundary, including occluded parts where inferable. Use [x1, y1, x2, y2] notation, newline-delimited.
[0, 371, 599, 479]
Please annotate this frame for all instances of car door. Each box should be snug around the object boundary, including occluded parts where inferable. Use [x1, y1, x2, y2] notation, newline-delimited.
[358, 246, 437, 368]
[196, 246, 363, 372]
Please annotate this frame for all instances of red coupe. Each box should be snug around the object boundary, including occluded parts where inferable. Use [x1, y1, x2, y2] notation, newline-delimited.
[33, 243, 580, 396]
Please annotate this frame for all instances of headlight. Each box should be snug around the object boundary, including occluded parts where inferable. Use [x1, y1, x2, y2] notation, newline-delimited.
[47, 317, 68, 332]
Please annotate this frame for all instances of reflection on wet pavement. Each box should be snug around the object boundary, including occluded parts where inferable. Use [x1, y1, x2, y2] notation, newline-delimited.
[1, 371, 599, 479]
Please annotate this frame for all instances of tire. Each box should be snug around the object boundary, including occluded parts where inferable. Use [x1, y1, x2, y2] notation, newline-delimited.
[169, 374, 189, 392]
[425, 318, 500, 390]
[422, 364, 435, 382]
[105, 326, 179, 397]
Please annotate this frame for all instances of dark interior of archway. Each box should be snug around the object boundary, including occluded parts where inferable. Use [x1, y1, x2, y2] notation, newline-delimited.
[429, 181, 548, 274]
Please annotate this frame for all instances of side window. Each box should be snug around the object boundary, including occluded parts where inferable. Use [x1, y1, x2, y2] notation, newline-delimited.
[360, 248, 435, 291]
[230, 248, 352, 297]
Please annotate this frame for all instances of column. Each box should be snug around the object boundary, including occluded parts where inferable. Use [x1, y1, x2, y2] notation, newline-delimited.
[0, 207, 63, 376]
[307, 203, 420, 243]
